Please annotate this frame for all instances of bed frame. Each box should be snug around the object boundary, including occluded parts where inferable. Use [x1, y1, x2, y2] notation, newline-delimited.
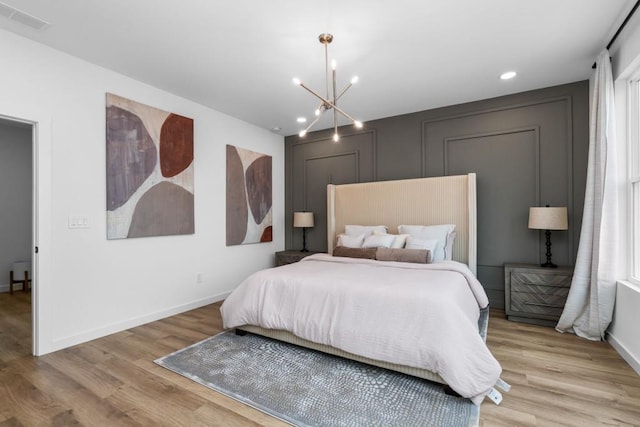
[238, 173, 478, 385]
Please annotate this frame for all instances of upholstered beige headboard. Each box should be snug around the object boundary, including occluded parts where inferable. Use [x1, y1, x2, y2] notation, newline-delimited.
[327, 173, 477, 275]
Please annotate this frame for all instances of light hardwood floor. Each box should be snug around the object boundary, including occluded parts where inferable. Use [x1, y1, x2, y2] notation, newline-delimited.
[1, 291, 639, 426]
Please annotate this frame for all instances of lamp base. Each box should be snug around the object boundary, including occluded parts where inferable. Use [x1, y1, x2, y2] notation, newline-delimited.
[541, 229, 558, 268]
[300, 227, 309, 252]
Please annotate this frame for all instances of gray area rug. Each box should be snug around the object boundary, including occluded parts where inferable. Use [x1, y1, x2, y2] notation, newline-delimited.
[155, 315, 487, 427]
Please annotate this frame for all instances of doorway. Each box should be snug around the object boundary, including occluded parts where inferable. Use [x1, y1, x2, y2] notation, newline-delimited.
[0, 115, 36, 355]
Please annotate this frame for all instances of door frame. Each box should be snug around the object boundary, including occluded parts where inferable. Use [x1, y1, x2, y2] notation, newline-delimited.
[1, 108, 52, 356]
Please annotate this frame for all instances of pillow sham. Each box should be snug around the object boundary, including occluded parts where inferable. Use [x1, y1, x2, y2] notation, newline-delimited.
[362, 234, 395, 249]
[333, 246, 377, 259]
[344, 225, 388, 237]
[336, 233, 365, 248]
[375, 247, 431, 264]
[398, 224, 456, 261]
[373, 230, 409, 248]
[404, 236, 438, 255]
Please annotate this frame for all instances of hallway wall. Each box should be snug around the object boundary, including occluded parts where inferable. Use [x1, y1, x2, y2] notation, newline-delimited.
[0, 121, 32, 292]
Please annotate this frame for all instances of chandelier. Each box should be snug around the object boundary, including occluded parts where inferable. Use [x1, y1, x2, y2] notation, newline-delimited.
[293, 33, 362, 142]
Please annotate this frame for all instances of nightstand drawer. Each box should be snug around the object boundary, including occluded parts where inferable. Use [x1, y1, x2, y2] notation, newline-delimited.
[509, 291, 567, 317]
[511, 272, 571, 289]
[511, 276, 571, 295]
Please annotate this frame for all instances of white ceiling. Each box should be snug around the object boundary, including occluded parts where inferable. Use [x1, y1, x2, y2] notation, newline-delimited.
[0, 0, 634, 136]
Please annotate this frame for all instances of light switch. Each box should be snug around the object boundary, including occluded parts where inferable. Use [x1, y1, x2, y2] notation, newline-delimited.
[68, 215, 89, 229]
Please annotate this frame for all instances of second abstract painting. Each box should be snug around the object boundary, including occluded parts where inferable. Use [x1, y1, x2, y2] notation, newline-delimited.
[226, 145, 272, 245]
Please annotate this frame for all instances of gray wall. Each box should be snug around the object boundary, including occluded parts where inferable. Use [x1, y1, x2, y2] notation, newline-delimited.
[0, 120, 32, 292]
[284, 81, 589, 308]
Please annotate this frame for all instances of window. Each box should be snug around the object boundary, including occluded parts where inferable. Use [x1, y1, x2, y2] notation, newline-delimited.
[629, 79, 640, 284]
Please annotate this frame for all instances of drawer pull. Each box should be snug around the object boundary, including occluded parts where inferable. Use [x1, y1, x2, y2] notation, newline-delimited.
[524, 301, 564, 309]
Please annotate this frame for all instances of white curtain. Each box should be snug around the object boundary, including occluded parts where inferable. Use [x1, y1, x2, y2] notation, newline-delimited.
[556, 49, 619, 340]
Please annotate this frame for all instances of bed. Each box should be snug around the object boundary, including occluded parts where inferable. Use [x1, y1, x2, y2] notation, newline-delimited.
[221, 173, 504, 405]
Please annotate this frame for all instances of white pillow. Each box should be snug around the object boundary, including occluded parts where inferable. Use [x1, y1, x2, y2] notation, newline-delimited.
[405, 236, 438, 254]
[373, 230, 409, 248]
[398, 224, 456, 261]
[344, 225, 388, 237]
[337, 233, 365, 248]
[362, 234, 395, 249]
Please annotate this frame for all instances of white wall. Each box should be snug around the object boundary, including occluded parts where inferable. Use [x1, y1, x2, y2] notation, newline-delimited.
[0, 29, 284, 355]
[606, 9, 640, 374]
[0, 122, 32, 292]
[609, 282, 640, 375]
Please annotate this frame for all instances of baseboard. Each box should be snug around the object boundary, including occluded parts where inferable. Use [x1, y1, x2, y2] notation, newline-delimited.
[0, 284, 26, 293]
[42, 291, 230, 355]
[607, 331, 640, 376]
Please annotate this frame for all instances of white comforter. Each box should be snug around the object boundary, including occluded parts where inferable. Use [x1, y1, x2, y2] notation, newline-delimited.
[221, 254, 501, 405]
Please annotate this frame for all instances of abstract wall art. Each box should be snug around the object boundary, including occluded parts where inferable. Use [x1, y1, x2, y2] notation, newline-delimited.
[226, 144, 272, 245]
[106, 93, 195, 239]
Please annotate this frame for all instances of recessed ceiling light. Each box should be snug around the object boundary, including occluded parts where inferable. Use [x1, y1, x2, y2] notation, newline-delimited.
[270, 126, 281, 133]
[500, 71, 517, 80]
[297, 117, 307, 123]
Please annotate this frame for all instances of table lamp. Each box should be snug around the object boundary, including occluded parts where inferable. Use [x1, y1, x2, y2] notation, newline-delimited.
[528, 206, 568, 268]
[293, 211, 314, 252]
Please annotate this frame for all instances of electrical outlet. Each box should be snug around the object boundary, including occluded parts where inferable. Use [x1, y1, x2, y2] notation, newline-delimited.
[196, 273, 203, 284]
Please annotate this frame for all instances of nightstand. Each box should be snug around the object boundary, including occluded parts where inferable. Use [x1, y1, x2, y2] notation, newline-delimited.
[504, 263, 573, 327]
[275, 250, 320, 266]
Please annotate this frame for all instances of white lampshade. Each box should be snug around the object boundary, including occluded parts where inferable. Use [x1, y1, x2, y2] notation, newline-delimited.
[293, 212, 314, 228]
[528, 207, 568, 230]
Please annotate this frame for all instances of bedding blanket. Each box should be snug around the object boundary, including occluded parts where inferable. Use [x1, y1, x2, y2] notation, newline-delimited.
[221, 254, 501, 405]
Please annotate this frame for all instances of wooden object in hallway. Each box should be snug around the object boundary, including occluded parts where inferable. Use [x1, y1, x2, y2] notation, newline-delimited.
[9, 269, 30, 294]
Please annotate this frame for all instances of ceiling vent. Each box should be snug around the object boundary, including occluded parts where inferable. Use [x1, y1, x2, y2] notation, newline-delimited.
[0, 2, 49, 30]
